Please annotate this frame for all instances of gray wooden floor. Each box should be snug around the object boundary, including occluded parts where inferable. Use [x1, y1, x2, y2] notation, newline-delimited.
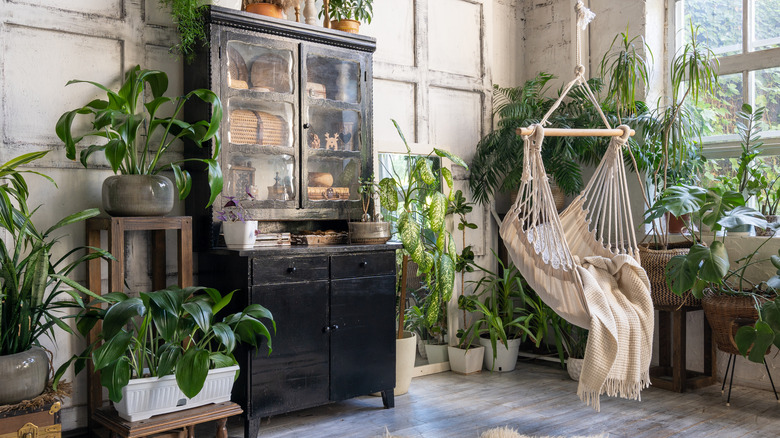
[197, 359, 780, 437]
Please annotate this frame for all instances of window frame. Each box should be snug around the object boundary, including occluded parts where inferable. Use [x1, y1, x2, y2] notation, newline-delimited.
[671, 0, 780, 159]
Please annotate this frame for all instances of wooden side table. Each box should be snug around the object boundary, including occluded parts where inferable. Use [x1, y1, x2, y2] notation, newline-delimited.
[650, 306, 717, 392]
[93, 402, 242, 438]
[85, 216, 194, 424]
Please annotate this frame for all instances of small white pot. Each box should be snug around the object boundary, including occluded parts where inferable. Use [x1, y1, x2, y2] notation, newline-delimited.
[114, 365, 239, 422]
[479, 337, 521, 372]
[395, 331, 417, 396]
[223, 220, 257, 249]
[448, 346, 485, 375]
[567, 357, 584, 381]
[424, 343, 449, 364]
[205, 0, 242, 9]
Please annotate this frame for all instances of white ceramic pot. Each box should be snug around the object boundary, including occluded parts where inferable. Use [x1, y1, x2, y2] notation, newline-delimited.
[448, 346, 485, 375]
[114, 365, 239, 421]
[223, 220, 257, 249]
[479, 337, 521, 372]
[424, 343, 449, 364]
[205, 0, 241, 9]
[567, 357, 584, 381]
[395, 331, 417, 396]
[416, 336, 428, 360]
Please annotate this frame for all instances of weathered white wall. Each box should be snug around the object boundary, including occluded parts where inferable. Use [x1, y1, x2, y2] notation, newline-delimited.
[1, 0, 523, 430]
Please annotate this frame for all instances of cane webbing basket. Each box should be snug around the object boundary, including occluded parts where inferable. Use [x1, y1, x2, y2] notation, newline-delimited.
[228, 46, 249, 89]
[229, 109, 287, 146]
[702, 291, 764, 355]
[307, 187, 349, 200]
[639, 242, 700, 308]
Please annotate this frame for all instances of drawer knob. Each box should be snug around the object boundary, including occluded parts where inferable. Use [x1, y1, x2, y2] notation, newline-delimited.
[323, 326, 331, 333]
[287, 266, 297, 274]
[360, 261, 368, 267]
[332, 324, 339, 331]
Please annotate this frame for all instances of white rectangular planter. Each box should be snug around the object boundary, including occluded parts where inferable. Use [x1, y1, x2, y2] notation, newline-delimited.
[448, 346, 485, 375]
[114, 365, 239, 422]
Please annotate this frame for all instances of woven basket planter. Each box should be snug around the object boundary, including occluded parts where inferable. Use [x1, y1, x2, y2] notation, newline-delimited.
[702, 291, 765, 356]
[639, 242, 699, 308]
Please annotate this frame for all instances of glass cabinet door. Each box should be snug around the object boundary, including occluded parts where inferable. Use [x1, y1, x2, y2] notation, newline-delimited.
[219, 34, 299, 218]
[302, 46, 371, 213]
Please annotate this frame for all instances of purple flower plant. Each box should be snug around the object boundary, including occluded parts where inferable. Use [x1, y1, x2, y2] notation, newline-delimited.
[216, 187, 255, 222]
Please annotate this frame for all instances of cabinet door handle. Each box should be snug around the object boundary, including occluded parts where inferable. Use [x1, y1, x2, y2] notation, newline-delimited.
[323, 326, 331, 333]
[287, 266, 297, 274]
[360, 261, 368, 267]
[303, 123, 310, 129]
[331, 324, 339, 331]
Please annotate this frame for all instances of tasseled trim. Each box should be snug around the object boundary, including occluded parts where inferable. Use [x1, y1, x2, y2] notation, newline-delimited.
[577, 370, 651, 412]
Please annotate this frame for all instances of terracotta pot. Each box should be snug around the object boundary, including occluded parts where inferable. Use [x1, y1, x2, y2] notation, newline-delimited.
[330, 19, 360, 33]
[665, 212, 689, 234]
[245, 3, 283, 18]
[102, 175, 175, 217]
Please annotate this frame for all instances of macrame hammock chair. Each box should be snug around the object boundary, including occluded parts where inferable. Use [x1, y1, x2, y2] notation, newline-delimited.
[499, 1, 654, 410]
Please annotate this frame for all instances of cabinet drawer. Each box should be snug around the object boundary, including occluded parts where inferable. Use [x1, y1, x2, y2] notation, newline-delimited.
[252, 256, 329, 285]
[330, 251, 396, 279]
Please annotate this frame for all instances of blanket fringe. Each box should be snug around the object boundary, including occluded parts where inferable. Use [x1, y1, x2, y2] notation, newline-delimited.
[577, 370, 651, 412]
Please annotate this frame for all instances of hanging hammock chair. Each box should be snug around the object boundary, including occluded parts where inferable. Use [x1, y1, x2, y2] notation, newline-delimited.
[499, 1, 654, 410]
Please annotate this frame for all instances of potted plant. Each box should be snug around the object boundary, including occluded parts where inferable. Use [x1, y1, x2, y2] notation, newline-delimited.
[320, 0, 373, 33]
[55, 285, 274, 421]
[349, 174, 391, 244]
[244, 0, 298, 18]
[459, 252, 535, 372]
[56, 65, 223, 217]
[217, 186, 258, 249]
[0, 151, 108, 404]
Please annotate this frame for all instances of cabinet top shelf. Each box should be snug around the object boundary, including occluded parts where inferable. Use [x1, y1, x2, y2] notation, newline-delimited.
[207, 6, 377, 54]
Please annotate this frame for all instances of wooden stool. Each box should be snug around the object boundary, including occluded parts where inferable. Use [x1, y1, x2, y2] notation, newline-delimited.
[650, 306, 717, 392]
[93, 402, 242, 438]
[85, 216, 194, 424]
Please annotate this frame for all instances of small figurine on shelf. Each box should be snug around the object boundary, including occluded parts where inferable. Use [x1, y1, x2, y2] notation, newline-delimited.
[324, 133, 340, 150]
[267, 172, 288, 200]
[309, 131, 321, 149]
[339, 123, 354, 150]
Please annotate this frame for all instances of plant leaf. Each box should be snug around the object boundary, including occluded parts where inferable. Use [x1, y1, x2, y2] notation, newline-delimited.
[691, 241, 730, 283]
[175, 347, 210, 398]
[212, 322, 237, 354]
[101, 357, 131, 403]
[433, 148, 468, 169]
[378, 178, 398, 211]
[156, 343, 182, 377]
[92, 329, 133, 370]
[102, 297, 145, 339]
[428, 192, 447, 233]
[182, 300, 213, 334]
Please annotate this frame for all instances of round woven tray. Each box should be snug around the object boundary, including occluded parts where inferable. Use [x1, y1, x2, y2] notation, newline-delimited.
[639, 242, 699, 308]
[702, 291, 764, 355]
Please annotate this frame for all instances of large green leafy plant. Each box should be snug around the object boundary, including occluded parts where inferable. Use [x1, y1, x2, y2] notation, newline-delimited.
[56, 285, 274, 402]
[0, 151, 107, 357]
[56, 65, 224, 207]
[379, 120, 467, 340]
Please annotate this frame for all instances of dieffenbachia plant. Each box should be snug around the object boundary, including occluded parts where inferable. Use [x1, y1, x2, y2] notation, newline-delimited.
[378, 119, 467, 339]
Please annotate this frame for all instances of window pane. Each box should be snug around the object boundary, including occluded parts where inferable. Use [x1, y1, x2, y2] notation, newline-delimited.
[755, 67, 780, 131]
[684, 0, 742, 56]
[754, 0, 780, 51]
[691, 73, 744, 136]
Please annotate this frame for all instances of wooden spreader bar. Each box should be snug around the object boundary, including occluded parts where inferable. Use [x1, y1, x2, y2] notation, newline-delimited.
[516, 127, 636, 137]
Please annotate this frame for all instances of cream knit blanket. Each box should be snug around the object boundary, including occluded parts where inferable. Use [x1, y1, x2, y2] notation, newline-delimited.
[576, 254, 654, 411]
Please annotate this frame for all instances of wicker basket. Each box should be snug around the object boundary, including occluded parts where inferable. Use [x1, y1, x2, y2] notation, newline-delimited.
[229, 109, 287, 146]
[228, 46, 249, 89]
[308, 187, 349, 200]
[702, 291, 764, 355]
[250, 54, 290, 92]
[639, 242, 700, 308]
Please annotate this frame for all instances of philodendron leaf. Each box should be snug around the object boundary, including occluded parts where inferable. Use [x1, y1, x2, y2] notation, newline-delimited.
[433, 148, 468, 169]
[428, 191, 447, 233]
[702, 188, 745, 230]
[690, 241, 730, 283]
[101, 357, 131, 403]
[718, 206, 768, 230]
[665, 254, 697, 295]
[176, 347, 211, 398]
[378, 178, 398, 212]
[735, 321, 774, 363]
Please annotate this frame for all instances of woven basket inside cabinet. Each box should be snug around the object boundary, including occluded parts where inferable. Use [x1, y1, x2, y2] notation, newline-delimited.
[639, 241, 700, 308]
[230, 109, 287, 146]
[308, 187, 350, 200]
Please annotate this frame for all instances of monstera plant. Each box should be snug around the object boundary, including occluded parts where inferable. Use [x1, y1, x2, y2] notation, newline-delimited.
[378, 120, 467, 340]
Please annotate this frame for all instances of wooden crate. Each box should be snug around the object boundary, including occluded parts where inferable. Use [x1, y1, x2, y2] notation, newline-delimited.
[0, 402, 61, 438]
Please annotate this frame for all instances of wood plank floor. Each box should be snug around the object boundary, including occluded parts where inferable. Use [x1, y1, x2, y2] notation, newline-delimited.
[196, 359, 780, 437]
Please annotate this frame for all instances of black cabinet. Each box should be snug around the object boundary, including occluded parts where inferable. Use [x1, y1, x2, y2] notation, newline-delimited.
[198, 244, 398, 437]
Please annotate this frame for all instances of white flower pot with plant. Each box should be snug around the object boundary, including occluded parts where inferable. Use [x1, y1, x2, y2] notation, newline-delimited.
[218, 188, 258, 250]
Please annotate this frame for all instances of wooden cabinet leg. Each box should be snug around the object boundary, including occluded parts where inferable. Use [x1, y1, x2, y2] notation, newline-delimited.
[672, 310, 686, 392]
[658, 310, 671, 368]
[216, 418, 228, 438]
[381, 389, 394, 408]
[187, 425, 195, 438]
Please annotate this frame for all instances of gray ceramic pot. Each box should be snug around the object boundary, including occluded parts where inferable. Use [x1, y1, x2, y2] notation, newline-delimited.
[0, 346, 49, 404]
[102, 175, 175, 216]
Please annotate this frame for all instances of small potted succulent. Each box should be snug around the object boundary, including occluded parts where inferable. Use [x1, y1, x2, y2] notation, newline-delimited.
[217, 187, 258, 250]
[55, 285, 274, 421]
[57, 65, 223, 217]
[348, 174, 391, 244]
[320, 0, 373, 33]
[243, 0, 298, 18]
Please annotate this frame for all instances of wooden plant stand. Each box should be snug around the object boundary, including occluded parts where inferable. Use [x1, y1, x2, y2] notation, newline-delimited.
[93, 402, 242, 438]
[650, 306, 717, 392]
[85, 216, 194, 427]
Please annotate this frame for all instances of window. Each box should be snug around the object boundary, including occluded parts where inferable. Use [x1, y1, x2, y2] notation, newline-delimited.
[674, 0, 780, 158]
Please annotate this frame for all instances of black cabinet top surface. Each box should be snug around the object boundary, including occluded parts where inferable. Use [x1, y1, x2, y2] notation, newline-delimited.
[209, 242, 401, 257]
[206, 5, 377, 53]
